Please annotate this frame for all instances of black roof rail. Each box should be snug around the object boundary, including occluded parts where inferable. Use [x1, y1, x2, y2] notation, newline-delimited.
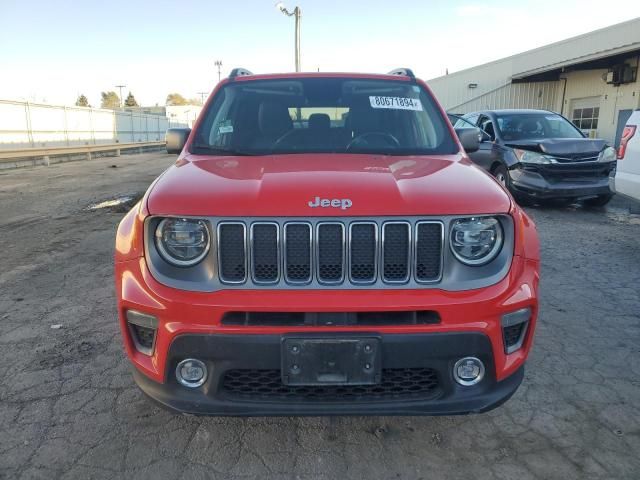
[229, 68, 253, 80]
[388, 68, 415, 78]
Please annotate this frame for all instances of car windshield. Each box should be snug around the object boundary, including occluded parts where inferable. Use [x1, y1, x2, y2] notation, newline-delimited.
[190, 78, 457, 156]
[495, 113, 584, 141]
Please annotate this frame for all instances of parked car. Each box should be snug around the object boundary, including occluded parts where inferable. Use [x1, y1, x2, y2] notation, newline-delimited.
[610, 110, 639, 202]
[452, 109, 617, 206]
[116, 68, 539, 416]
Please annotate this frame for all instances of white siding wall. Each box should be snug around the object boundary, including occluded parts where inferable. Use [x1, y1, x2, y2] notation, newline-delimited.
[438, 81, 558, 114]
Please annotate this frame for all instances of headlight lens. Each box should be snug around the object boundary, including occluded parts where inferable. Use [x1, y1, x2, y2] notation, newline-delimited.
[598, 146, 616, 163]
[450, 217, 503, 266]
[155, 218, 210, 267]
[513, 149, 555, 165]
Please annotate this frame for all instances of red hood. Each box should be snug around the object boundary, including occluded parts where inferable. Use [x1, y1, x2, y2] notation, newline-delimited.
[147, 153, 511, 217]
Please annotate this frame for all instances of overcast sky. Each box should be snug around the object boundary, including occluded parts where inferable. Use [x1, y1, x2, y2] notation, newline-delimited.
[1, 0, 638, 107]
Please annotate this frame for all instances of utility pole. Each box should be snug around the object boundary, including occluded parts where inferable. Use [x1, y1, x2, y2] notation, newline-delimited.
[276, 3, 301, 72]
[197, 92, 208, 105]
[115, 84, 126, 108]
[214, 60, 223, 82]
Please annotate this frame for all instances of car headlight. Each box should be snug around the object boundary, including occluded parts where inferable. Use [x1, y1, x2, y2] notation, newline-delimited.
[450, 217, 503, 266]
[598, 146, 616, 163]
[513, 149, 555, 165]
[155, 218, 210, 267]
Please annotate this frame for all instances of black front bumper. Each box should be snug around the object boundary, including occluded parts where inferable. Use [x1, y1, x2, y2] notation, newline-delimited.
[509, 165, 613, 200]
[133, 332, 524, 416]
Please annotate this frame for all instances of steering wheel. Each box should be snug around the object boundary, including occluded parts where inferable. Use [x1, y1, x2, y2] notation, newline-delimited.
[346, 132, 400, 151]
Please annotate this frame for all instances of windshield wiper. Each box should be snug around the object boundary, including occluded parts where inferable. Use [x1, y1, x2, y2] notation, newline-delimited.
[191, 144, 258, 156]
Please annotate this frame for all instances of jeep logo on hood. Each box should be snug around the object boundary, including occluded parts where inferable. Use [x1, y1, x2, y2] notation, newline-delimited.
[308, 196, 353, 210]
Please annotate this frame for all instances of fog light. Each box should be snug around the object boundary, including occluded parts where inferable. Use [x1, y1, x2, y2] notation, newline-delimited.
[175, 359, 207, 388]
[453, 357, 485, 386]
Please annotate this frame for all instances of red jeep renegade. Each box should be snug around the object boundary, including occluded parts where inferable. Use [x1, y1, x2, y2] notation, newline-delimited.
[115, 69, 539, 415]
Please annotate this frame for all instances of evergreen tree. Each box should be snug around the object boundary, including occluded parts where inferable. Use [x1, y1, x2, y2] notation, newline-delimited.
[124, 92, 139, 107]
[75, 94, 90, 107]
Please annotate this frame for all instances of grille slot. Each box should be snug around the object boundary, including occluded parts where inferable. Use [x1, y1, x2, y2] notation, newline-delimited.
[251, 223, 279, 283]
[415, 222, 443, 282]
[316, 223, 344, 283]
[382, 222, 410, 282]
[349, 223, 377, 283]
[222, 368, 441, 402]
[284, 223, 312, 283]
[217, 223, 246, 283]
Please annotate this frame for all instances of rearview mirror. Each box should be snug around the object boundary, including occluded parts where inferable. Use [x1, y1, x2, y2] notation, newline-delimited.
[455, 127, 480, 153]
[165, 128, 191, 154]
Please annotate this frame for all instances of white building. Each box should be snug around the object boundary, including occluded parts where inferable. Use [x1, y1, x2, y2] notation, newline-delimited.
[123, 105, 203, 128]
[428, 18, 640, 145]
[165, 105, 203, 128]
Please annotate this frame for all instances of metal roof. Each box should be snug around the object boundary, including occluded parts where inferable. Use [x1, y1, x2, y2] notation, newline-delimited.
[429, 17, 640, 84]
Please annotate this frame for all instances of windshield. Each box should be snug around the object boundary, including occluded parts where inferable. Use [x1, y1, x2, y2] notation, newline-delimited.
[495, 113, 584, 141]
[190, 78, 457, 156]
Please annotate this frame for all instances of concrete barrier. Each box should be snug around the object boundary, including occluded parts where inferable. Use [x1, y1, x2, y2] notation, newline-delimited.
[0, 141, 165, 169]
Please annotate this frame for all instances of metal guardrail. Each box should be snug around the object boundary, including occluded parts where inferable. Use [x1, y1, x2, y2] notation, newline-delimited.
[0, 141, 165, 163]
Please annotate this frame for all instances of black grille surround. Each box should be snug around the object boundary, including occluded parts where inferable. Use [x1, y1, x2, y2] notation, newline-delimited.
[216, 218, 444, 287]
[221, 368, 441, 402]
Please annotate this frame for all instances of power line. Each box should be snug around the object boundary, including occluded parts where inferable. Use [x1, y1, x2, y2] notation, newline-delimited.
[115, 84, 126, 108]
[214, 60, 222, 83]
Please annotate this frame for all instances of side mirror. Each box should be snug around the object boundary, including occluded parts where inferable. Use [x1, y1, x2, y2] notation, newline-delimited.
[165, 128, 191, 154]
[455, 127, 480, 153]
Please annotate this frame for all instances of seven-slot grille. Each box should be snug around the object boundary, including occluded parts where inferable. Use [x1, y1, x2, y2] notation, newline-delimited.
[217, 220, 443, 286]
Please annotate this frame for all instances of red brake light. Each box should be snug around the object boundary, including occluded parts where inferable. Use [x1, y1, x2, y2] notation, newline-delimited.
[617, 125, 636, 159]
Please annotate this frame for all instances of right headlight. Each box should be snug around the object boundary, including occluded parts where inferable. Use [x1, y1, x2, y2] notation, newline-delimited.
[450, 217, 503, 266]
[155, 218, 210, 267]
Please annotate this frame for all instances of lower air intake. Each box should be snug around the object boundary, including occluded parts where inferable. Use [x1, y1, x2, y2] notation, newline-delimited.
[221, 368, 441, 402]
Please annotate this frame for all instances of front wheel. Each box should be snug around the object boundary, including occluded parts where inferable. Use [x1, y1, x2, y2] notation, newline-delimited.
[582, 194, 614, 207]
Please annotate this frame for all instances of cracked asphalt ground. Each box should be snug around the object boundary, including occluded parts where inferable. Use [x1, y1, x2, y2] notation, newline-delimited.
[1, 152, 639, 480]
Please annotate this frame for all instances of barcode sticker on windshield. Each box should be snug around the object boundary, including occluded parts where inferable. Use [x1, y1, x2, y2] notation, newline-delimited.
[369, 96, 423, 111]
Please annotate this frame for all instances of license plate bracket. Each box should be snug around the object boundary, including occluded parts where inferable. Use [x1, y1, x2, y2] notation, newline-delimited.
[281, 336, 381, 386]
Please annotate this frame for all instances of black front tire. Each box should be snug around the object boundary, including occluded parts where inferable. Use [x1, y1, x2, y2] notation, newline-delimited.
[492, 164, 510, 189]
[582, 194, 614, 207]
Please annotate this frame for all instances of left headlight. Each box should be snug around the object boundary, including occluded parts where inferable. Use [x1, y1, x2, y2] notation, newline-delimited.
[513, 149, 555, 165]
[155, 218, 210, 267]
[450, 217, 503, 266]
[598, 146, 616, 163]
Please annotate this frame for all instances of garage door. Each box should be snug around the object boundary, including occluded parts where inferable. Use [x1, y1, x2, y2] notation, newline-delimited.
[570, 97, 601, 138]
